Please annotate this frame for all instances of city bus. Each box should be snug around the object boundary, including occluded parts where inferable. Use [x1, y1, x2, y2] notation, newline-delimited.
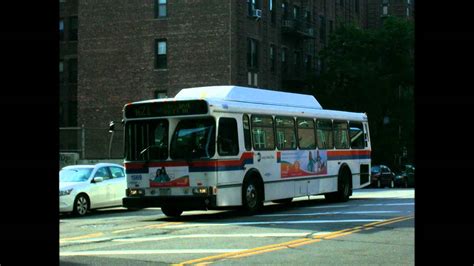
[122, 86, 371, 217]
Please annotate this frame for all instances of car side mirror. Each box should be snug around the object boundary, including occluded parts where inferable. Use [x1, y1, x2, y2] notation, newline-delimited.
[93, 176, 104, 183]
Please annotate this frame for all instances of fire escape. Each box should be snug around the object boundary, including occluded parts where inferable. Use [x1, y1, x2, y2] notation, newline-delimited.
[281, 2, 316, 91]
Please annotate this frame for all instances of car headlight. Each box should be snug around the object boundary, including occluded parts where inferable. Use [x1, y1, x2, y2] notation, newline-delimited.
[60, 188, 73, 196]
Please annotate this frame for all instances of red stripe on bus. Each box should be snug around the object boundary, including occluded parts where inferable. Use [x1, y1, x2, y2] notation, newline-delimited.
[327, 150, 371, 156]
[125, 152, 254, 169]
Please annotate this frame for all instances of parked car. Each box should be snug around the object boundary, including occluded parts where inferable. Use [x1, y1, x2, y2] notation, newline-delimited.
[402, 164, 415, 187]
[60, 163, 126, 216]
[394, 171, 409, 188]
[371, 165, 395, 188]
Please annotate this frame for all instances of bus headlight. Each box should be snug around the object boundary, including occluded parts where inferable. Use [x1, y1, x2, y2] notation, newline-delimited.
[192, 187, 208, 195]
[127, 188, 145, 196]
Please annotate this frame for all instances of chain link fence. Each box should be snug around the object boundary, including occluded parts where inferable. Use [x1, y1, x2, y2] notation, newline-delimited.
[60, 126, 124, 159]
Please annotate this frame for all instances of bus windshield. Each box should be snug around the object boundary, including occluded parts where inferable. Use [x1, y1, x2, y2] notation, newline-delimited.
[170, 118, 215, 160]
[125, 119, 169, 161]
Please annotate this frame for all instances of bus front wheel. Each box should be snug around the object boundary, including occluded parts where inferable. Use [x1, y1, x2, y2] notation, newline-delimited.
[161, 206, 183, 217]
[242, 177, 263, 214]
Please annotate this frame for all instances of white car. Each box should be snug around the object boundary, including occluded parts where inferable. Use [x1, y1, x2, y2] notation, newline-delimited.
[60, 163, 126, 216]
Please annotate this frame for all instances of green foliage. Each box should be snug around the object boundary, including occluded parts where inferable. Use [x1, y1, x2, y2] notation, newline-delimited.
[313, 17, 414, 167]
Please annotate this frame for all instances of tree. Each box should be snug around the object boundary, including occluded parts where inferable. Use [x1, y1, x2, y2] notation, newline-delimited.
[313, 17, 414, 167]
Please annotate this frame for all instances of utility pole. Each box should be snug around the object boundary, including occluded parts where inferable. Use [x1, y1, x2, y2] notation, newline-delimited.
[108, 121, 115, 159]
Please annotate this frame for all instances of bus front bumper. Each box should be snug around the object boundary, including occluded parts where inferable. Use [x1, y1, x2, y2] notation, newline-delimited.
[123, 195, 217, 210]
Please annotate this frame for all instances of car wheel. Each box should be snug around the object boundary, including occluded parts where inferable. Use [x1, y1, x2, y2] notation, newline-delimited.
[161, 206, 183, 217]
[73, 194, 89, 216]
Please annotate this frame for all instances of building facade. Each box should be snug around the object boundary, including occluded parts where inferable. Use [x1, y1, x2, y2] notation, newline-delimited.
[60, 0, 79, 127]
[367, 0, 414, 29]
[61, 0, 408, 159]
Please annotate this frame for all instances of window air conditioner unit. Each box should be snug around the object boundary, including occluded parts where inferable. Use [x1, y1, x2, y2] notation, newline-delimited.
[255, 9, 262, 19]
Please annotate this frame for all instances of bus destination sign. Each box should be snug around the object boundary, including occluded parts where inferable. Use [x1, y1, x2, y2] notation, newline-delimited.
[125, 100, 208, 118]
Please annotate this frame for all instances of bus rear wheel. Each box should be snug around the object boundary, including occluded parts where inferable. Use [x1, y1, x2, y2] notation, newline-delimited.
[325, 169, 351, 202]
[161, 206, 183, 217]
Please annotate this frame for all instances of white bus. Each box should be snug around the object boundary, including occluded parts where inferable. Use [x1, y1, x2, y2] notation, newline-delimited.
[122, 86, 371, 217]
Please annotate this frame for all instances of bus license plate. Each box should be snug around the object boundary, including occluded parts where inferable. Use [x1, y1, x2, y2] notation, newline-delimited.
[159, 188, 171, 196]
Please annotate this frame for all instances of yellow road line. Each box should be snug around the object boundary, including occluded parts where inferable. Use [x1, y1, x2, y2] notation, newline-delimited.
[177, 215, 414, 265]
[111, 222, 183, 234]
[60, 232, 104, 243]
[61, 222, 183, 243]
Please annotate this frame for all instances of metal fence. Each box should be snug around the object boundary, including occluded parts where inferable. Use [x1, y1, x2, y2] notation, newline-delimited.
[60, 126, 124, 159]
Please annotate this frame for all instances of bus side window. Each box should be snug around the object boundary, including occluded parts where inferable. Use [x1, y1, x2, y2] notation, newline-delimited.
[349, 121, 364, 149]
[251, 115, 275, 150]
[316, 119, 333, 149]
[297, 117, 316, 149]
[218, 117, 239, 156]
[275, 116, 296, 150]
[243, 114, 252, 151]
[334, 121, 349, 149]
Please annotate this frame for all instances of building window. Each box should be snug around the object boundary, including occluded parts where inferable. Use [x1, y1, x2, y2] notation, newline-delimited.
[59, 19, 64, 41]
[68, 58, 77, 83]
[270, 0, 275, 24]
[155, 0, 167, 18]
[406, 7, 410, 17]
[355, 0, 360, 13]
[382, 5, 388, 15]
[340, 0, 344, 7]
[282, 2, 289, 19]
[155, 39, 167, 69]
[248, 72, 258, 87]
[320, 15, 326, 44]
[59, 61, 64, 83]
[247, 38, 259, 70]
[270, 45, 276, 73]
[292, 5, 299, 19]
[294, 51, 301, 71]
[305, 55, 312, 75]
[281, 47, 288, 74]
[247, 0, 261, 17]
[69, 16, 78, 41]
[154, 90, 167, 99]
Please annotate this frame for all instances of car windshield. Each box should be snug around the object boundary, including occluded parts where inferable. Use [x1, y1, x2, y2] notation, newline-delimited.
[60, 168, 93, 182]
[371, 166, 381, 173]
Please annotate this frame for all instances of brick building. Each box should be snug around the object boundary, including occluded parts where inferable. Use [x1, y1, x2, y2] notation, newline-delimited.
[367, 0, 414, 29]
[60, 0, 410, 159]
[60, 0, 79, 127]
